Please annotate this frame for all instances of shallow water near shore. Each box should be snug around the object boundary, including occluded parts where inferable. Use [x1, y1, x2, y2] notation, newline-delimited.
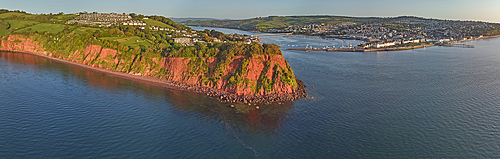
[2, 27, 500, 158]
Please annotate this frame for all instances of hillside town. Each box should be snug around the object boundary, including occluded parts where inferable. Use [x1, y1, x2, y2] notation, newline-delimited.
[65, 13, 261, 46]
[267, 18, 497, 48]
[66, 13, 132, 26]
[172, 35, 260, 46]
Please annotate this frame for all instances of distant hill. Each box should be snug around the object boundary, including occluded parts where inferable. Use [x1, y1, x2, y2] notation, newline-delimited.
[181, 15, 432, 32]
[170, 18, 220, 23]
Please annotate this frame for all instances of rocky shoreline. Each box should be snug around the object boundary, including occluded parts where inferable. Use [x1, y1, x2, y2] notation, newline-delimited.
[198, 79, 307, 104]
[1, 50, 307, 104]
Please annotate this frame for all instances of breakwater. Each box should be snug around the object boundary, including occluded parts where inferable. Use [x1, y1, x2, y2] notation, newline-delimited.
[287, 44, 435, 52]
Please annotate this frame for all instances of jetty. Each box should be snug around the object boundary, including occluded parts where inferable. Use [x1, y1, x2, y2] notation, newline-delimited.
[287, 44, 435, 52]
[436, 43, 475, 48]
[255, 33, 293, 36]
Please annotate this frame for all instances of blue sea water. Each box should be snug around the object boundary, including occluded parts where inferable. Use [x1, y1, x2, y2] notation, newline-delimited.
[1, 27, 500, 158]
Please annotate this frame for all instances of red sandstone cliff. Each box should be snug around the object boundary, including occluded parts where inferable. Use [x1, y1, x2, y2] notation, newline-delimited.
[1, 35, 299, 97]
[158, 54, 296, 95]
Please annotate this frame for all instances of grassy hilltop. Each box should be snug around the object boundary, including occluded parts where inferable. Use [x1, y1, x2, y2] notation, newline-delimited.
[0, 10, 279, 55]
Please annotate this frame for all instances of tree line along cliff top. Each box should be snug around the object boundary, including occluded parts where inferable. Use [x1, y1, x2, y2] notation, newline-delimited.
[0, 9, 282, 58]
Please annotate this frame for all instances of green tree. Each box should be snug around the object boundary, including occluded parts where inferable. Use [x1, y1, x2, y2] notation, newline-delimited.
[93, 30, 101, 38]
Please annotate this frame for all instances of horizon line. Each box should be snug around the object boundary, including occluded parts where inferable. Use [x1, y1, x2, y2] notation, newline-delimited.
[4, 9, 499, 24]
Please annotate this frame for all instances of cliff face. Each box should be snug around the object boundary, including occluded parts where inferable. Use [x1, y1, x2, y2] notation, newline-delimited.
[159, 54, 296, 95]
[1, 35, 47, 55]
[1, 35, 298, 96]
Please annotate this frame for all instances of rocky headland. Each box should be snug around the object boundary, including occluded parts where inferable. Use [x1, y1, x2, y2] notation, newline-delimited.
[1, 35, 306, 104]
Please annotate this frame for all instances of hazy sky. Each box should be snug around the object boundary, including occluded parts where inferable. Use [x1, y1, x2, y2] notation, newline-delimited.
[3, 0, 500, 22]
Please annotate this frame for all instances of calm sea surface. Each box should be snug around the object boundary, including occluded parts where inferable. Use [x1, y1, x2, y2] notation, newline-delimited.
[1, 27, 500, 158]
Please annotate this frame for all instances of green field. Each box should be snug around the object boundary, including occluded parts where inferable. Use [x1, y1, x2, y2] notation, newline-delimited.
[0, 26, 9, 36]
[6, 20, 38, 29]
[255, 23, 283, 29]
[47, 14, 77, 24]
[100, 36, 152, 48]
[0, 20, 39, 36]
[16, 23, 65, 33]
[52, 14, 77, 20]
[72, 27, 100, 34]
[0, 12, 75, 24]
[142, 19, 174, 29]
[0, 12, 35, 19]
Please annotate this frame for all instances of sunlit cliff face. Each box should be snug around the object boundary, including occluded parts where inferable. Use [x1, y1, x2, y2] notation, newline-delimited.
[2, 35, 299, 96]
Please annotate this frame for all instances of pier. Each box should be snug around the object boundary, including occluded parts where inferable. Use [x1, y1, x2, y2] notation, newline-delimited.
[255, 33, 293, 36]
[287, 44, 435, 52]
[437, 43, 475, 48]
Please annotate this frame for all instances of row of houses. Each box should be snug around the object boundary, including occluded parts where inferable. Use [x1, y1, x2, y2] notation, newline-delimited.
[172, 37, 230, 46]
[172, 38, 192, 45]
[66, 20, 121, 27]
[121, 20, 146, 26]
[173, 38, 200, 46]
[138, 26, 196, 34]
[75, 13, 132, 22]
[70, 20, 146, 27]
[243, 35, 261, 44]
[358, 39, 427, 48]
[99, 23, 120, 27]
[173, 36, 261, 46]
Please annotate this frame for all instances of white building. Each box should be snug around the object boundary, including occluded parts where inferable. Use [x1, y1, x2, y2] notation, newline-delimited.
[376, 42, 396, 48]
